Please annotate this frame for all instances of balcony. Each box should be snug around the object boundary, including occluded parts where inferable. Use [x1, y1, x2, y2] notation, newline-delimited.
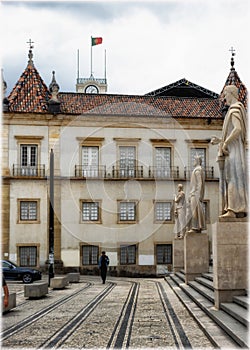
[75, 165, 107, 178]
[148, 166, 179, 179]
[74, 165, 180, 179]
[184, 166, 215, 180]
[111, 166, 144, 179]
[12, 165, 46, 177]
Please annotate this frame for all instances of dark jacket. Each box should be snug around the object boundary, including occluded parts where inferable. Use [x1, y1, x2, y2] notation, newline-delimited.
[98, 255, 109, 269]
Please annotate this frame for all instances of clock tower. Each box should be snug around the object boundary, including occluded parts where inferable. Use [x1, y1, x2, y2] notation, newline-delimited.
[76, 74, 107, 94]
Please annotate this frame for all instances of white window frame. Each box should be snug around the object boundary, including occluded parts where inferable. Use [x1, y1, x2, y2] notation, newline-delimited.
[15, 136, 43, 177]
[17, 199, 40, 224]
[81, 146, 99, 177]
[81, 200, 101, 223]
[118, 201, 137, 223]
[154, 201, 173, 223]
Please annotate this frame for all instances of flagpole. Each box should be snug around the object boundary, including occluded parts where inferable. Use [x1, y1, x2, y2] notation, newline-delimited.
[77, 49, 79, 82]
[104, 49, 107, 84]
[90, 36, 93, 77]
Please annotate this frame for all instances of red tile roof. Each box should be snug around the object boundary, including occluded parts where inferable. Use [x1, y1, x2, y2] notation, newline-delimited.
[8, 62, 50, 113]
[220, 67, 248, 109]
[7, 54, 247, 119]
[59, 93, 222, 118]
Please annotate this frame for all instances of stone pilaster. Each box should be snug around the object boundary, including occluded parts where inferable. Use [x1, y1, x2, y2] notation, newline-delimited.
[1, 179, 10, 258]
[2, 124, 10, 176]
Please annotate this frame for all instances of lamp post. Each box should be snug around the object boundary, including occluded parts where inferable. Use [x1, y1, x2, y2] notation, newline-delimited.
[48, 148, 54, 286]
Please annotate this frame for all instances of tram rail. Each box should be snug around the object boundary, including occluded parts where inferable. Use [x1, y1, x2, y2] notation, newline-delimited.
[1, 282, 93, 341]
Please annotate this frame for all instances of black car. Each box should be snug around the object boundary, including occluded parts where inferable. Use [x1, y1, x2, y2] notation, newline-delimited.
[1, 260, 42, 284]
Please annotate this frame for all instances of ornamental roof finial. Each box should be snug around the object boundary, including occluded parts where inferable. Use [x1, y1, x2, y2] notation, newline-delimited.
[27, 39, 34, 66]
[49, 70, 60, 102]
[1, 68, 7, 97]
[229, 46, 236, 70]
[2, 68, 9, 111]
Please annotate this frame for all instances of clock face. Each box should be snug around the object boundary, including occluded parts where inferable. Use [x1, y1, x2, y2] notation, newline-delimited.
[85, 85, 99, 94]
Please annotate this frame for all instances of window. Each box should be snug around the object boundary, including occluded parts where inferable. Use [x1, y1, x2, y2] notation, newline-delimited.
[82, 245, 99, 265]
[156, 244, 172, 264]
[119, 201, 136, 222]
[82, 201, 100, 222]
[14, 136, 44, 177]
[155, 147, 171, 177]
[82, 146, 99, 177]
[20, 144, 38, 175]
[120, 245, 136, 264]
[19, 201, 38, 221]
[19, 246, 37, 267]
[119, 146, 136, 177]
[154, 201, 173, 222]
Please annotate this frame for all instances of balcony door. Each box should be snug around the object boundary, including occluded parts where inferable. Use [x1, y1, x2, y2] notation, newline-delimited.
[155, 147, 171, 177]
[119, 146, 136, 177]
[20, 145, 38, 176]
[82, 146, 99, 177]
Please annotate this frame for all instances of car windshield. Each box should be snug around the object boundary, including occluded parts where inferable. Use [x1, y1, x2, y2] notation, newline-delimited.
[2, 260, 18, 268]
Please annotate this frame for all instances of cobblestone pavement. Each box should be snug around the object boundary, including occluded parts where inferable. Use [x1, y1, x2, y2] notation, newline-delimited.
[2, 275, 215, 349]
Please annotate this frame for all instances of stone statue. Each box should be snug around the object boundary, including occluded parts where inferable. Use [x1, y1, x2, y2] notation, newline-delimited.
[174, 184, 186, 238]
[211, 85, 247, 218]
[48, 71, 61, 113]
[49, 71, 60, 102]
[187, 155, 206, 233]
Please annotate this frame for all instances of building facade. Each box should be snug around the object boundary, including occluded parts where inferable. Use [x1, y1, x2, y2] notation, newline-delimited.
[1, 49, 247, 276]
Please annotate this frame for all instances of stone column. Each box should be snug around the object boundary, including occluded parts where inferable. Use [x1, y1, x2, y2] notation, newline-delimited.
[173, 238, 184, 272]
[184, 231, 209, 284]
[212, 219, 248, 308]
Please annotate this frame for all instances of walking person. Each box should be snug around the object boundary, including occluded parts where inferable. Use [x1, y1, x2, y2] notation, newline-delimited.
[98, 251, 109, 284]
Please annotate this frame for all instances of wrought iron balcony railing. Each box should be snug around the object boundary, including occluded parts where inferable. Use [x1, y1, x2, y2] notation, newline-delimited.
[13, 165, 46, 177]
[111, 166, 144, 179]
[74, 165, 215, 180]
[184, 166, 215, 179]
[75, 165, 107, 178]
[74, 165, 180, 179]
[148, 166, 179, 179]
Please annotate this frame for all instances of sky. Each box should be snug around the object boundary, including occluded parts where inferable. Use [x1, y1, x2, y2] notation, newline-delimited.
[1, 0, 250, 96]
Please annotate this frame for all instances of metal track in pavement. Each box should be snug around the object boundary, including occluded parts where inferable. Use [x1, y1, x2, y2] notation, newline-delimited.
[39, 282, 116, 348]
[156, 281, 193, 349]
[1, 282, 93, 341]
[107, 281, 140, 348]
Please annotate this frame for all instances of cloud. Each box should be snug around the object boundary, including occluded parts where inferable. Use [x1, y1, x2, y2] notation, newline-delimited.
[1, 1, 249, 97]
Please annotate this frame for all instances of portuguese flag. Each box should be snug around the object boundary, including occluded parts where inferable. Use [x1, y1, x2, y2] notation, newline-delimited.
[92, 37, 103, 46]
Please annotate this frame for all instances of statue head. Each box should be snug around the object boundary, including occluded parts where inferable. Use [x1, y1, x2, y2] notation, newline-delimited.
[194, 155, 202, 167]
[178, 184, 183, 191]
[223, 85, 239, 105]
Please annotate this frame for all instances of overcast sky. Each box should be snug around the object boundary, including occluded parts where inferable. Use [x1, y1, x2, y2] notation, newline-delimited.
[1, 0, 249, 96]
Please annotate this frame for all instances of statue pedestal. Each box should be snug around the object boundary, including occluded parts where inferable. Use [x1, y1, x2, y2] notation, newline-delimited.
[184, 232, 209, 284]
[173, 238, 184, 272]
[212, 220, 248, 308]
